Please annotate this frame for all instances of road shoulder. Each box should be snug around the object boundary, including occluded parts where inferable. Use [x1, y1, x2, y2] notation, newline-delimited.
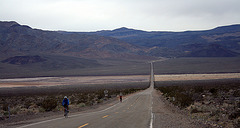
[152, 89, 207, 128]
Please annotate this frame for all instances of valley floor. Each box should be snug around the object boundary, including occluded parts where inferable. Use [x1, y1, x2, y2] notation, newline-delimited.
[1, 73, 240, 88]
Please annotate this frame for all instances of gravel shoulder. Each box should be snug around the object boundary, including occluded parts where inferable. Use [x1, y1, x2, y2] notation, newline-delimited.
[152, 89, 207, 128]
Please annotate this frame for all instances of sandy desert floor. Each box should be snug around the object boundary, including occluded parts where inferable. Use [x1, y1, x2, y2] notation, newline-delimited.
[155, 73, 240, 81]
[0, 75, 149, 88]
[1, 73, 240, 88]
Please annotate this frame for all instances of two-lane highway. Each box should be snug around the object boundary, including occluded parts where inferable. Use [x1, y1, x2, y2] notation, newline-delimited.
[17, 63, 155, 128]
[18, 87, 153, 128]
[17, 62, 200, 128]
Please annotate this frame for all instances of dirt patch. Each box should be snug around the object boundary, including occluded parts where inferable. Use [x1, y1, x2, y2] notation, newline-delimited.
[155, 73, 240, 81]
[0, 75, 149, 88]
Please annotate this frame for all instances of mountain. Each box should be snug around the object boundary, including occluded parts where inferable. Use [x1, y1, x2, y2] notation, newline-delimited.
[1, 55, 46, 65]
[0, 21, 239, 60]
[86, 25, 240, 57]
[0, 21, 240, 78]
[91, 25, 240, 47]
[183, 44, 238, 57]
[0, 21, 146, 59]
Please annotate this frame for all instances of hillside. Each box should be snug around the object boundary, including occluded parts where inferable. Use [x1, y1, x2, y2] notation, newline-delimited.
[1, 55, 46, 65]
[1, 21, 239, 58]
[85, 25, 240, 57]
[0, 21, 146, 59]
[0, 21, 240, 78]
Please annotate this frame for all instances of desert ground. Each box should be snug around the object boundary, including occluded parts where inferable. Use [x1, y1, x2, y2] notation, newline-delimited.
[155, 73, 240, 81]
[0, 75, 149, 88]
[1, 73, 240, 127]
[1, 73, 240, 88]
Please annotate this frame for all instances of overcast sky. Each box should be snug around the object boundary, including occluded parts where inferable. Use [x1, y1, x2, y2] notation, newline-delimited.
[1, 0, 240, 32]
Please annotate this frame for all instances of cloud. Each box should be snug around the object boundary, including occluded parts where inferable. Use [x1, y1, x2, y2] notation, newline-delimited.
[0, 0, 240, 31]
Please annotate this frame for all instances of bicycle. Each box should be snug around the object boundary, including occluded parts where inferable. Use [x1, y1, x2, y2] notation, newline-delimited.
[120, 96, 122, 102]
[64, 106, 69, 118]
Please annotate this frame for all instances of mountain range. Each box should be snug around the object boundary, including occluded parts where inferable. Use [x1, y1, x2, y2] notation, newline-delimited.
[1, 21, 240, 63]
[1, 21, 240, 78]
[84, 25, 240, 57]
[0, 21, 147, 60]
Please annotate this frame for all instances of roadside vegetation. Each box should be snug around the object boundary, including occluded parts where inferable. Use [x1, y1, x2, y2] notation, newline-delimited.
[155, 79, 240, 128]
[0, 82, 148, 121]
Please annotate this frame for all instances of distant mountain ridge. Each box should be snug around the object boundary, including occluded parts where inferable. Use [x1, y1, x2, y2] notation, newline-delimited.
[81, 24, 240, 57]
[0, 21, 146, 59]
[0, 21, 240, 59]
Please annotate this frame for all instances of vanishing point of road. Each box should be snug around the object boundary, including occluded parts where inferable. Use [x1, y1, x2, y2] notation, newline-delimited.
[17, 63, 199, 128]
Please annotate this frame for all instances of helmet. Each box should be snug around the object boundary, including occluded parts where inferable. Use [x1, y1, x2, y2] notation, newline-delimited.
[64, 96, 67, 99]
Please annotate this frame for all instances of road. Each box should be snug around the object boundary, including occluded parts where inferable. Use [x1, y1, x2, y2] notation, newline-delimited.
[17, 63, 199, 128]
[18, 89, 152, 128]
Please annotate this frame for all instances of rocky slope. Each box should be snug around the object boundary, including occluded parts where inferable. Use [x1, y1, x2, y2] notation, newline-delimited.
[86, 25, 240, 57]
[0, 21, 146, 59]
[1, 21, 239, 58]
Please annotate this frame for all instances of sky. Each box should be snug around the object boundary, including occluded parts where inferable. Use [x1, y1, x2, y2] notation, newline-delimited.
[1, 0, 240, 32]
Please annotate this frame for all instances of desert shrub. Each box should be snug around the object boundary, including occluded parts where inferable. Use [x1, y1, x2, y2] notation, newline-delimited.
[229, 110, 240, 120]
[39, 107, 45, 113]
[85, 101, 93, 106]
[194, 86, 204, 93]
[157, 86, 193, 108]
[209, 88, 218, 94]
[210, 110, 221, 117]
[175, 93, 193, 108]
[70, 96, 75, 104]
[24, 101, 32, 109]
[77, 103, 86, 107]
[2, 103, 8, 111]
[77, 93, 88, 104]
[10, 107, 20, 115]
[234, 119, 240, 128]
[36, 100, 43, 106]
[233, 90, 240, 97]
[88, 94, 95, 101]
[191, 108, 202, 114]
[237, 102, 240, 108]
[41, 97, 57, 111]
[3, 111, 9, 116]
[96, 91, 104, 99]
[97, 99, 103, 103]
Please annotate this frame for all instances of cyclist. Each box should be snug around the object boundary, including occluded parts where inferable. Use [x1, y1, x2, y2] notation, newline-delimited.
[119, 92, 123, 102]
[62, 96, 69, 116]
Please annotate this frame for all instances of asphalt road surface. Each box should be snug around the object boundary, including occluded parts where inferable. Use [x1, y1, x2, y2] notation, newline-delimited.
[18, 89, 153, 128]
[17, 63, 199, 128]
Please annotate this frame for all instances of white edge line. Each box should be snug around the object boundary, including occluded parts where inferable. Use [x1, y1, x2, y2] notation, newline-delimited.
[150, 91, 154, 128]
[150, 112, 154, 128]
[17, 117, 64, 128]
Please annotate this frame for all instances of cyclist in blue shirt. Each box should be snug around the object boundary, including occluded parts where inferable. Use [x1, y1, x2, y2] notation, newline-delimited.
[62, 96, 69, 115]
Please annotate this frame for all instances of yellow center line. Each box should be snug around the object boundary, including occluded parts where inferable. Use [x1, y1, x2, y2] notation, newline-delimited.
[102, 115, 109, 118]
[78, 123, 89, 128]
